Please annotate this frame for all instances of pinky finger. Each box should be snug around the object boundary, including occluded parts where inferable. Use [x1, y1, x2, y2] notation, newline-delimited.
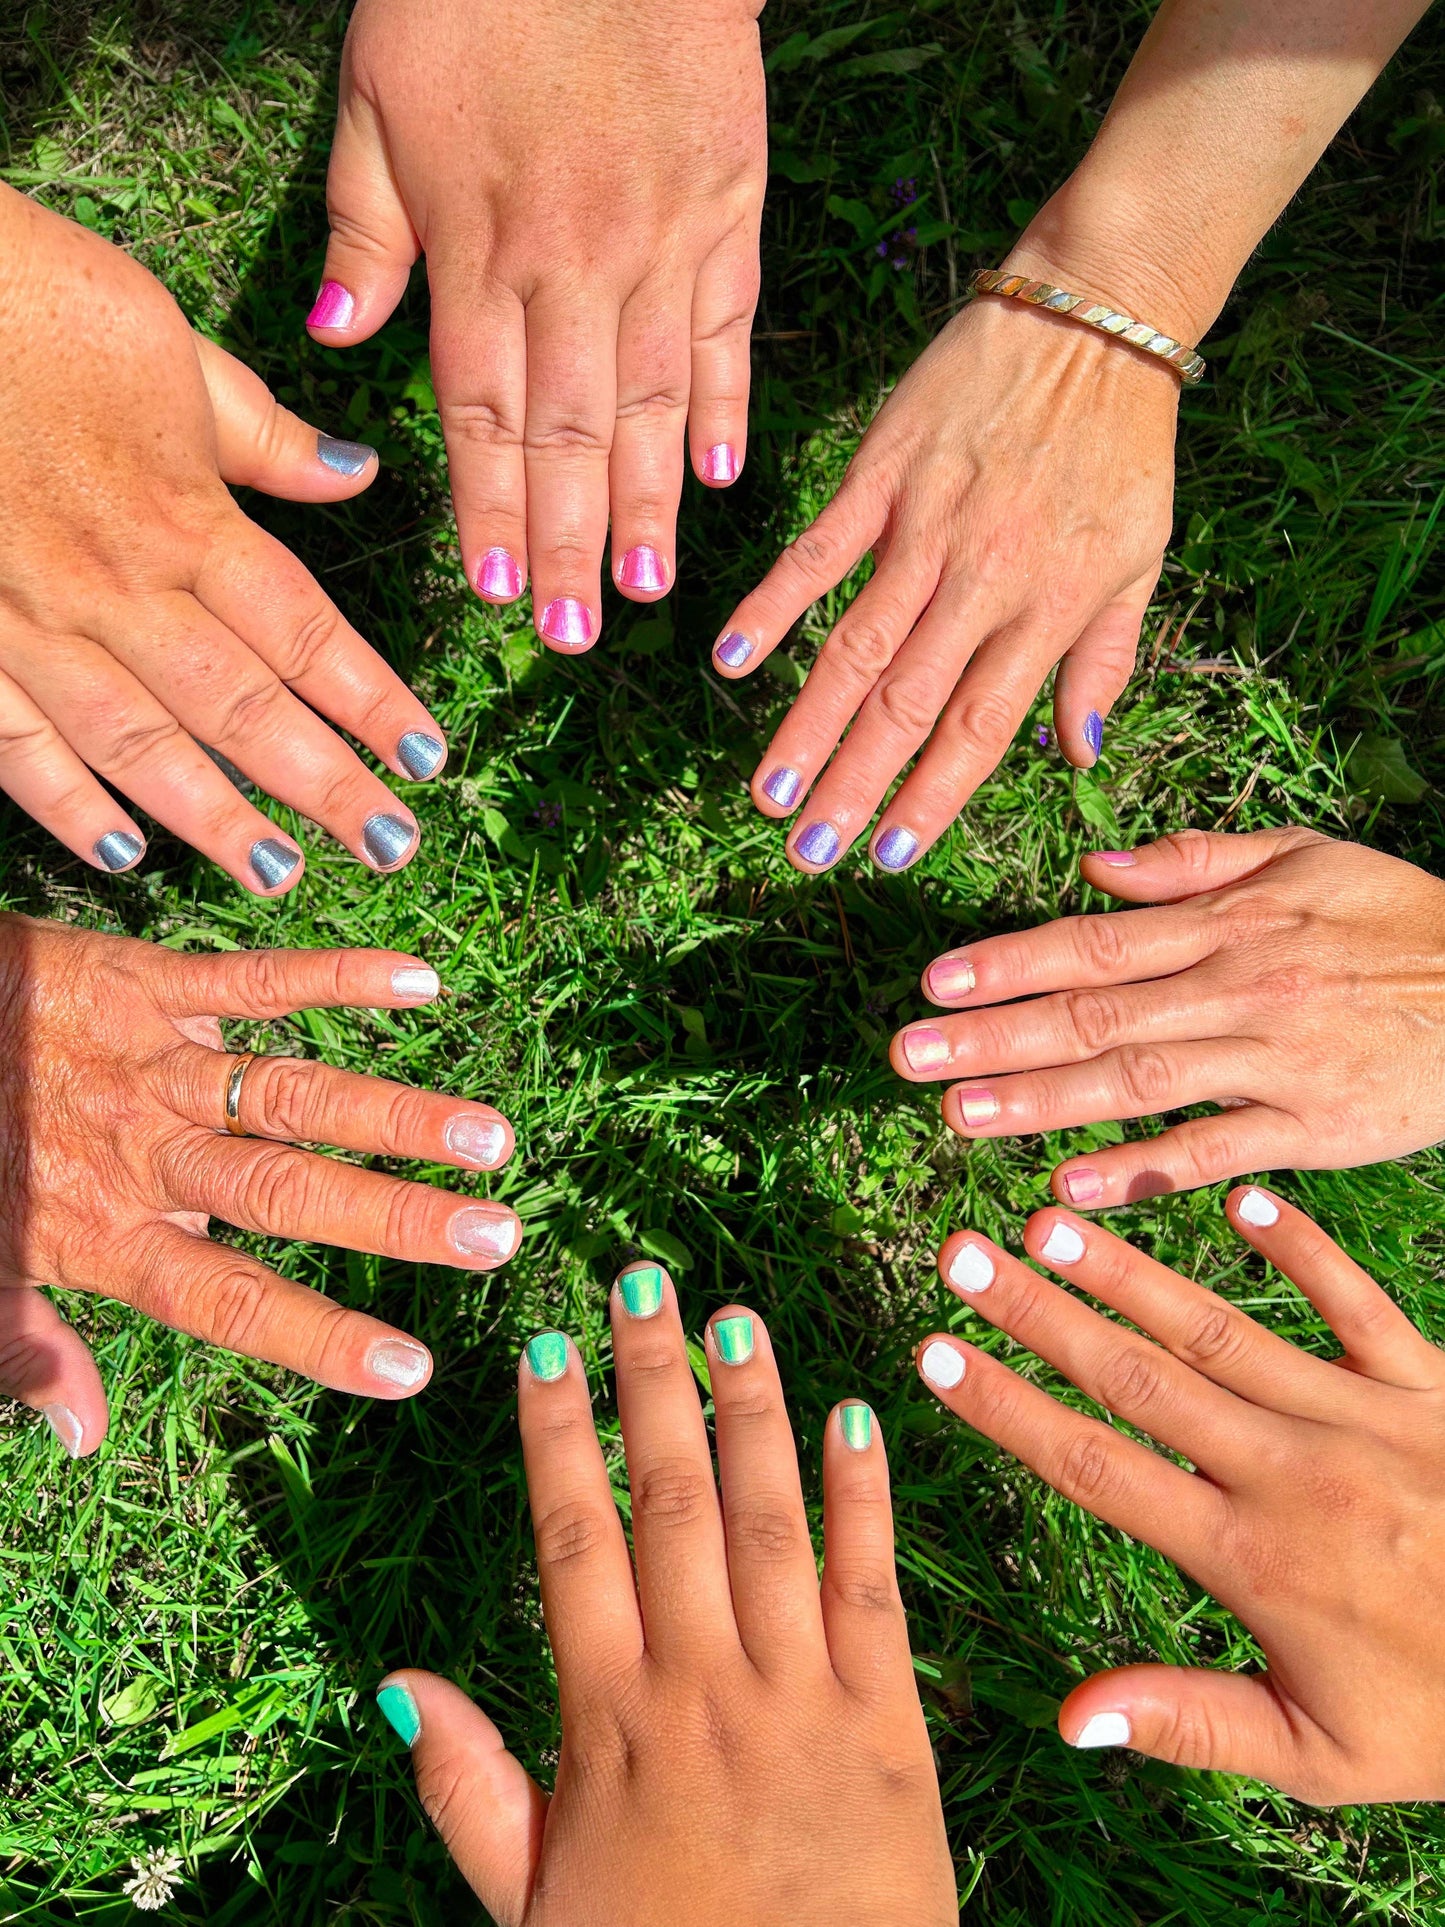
[1051, 566, 1156, 770]
[0, 665, 147, 874]
[0, 1283, 109, 1459]
[689, 224, 760, 489]
[1050, 1107, 1301, 1210]
[821, 1401, 912, 1694]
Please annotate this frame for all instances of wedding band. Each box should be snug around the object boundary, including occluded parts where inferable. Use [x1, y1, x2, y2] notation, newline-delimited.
[223, 1054, 258, 1136]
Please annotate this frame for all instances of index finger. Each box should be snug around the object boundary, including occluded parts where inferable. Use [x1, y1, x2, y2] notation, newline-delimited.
[919, 901, 1216, 1010]
[152, 946, 445, 1020]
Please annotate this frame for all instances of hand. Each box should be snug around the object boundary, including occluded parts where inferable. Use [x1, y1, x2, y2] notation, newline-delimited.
[0, 186, 445, 893]
[312, 0, 767, 650]
[0, 916, 522, 1460]
[917, 1189, 1445, 1803]
[375, 1273, 956, 1924]
[890, 826, 1445, 1202]
[713, 289, 1178, 871]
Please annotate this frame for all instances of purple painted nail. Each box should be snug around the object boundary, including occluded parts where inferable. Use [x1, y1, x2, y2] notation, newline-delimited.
[618, 545, 667, 592]
[540, 598, 594, 647]
[762, 766, 802, 810]
[475, 547, 523, 601]
[702, 442, 740, 485]
[1084, 710, 1105, 758]
[715, 631, 753, 670]
[874, 826, 918, 871]
[795, 820, 840, 868]
[307, 280, 354, 330]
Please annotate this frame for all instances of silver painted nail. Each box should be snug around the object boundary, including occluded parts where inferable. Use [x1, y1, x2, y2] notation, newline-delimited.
[317, 433, 377, 477]
[450, 1208, 519, 1262]
[444, 1116, 508, 1168]
[42, 1404, 84, 1458]
[390, 966, 439, 1000]
[367, 1339, 431, 1389]
[94, 831, 143, 873]
[249, 838, 301, 890]
[396, 731, 445, 780]
[362, 813, 417, 870]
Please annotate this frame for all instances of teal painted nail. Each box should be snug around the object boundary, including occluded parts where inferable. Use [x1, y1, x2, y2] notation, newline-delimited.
[839, 1403, 873, 1451]
[376, 1683, 420, 1747]
[618, 1265, 665, 1318]
[525, 1331, 569, 1381]
[713, 1315, 754, 1365]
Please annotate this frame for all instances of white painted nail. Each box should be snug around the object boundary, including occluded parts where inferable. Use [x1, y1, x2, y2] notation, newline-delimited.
[444, 1115, 508, 1168]
[1073, 1711, 1132, 1749]
[451, 1208, 520, 1262]
[920, 1341, 966, 1390]
[1041, 1222, 1086, 1266]
[42, 1403, 83, 1458]
[367, 1339, 431, 1389]
[1237, 1188, 1280, 1228]
[947, 1242, 995, 1293]
[391, 966, 439, 1000]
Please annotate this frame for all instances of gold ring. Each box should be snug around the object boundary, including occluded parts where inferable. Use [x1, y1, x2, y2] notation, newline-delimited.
[223, 1053, 258, 1136]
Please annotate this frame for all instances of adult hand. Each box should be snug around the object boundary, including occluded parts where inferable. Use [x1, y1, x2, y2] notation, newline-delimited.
[376, 1271, 956, 1924]
[918, 1189, 1445, 1803]
[0, 186, 445, 894]
[891, 828, 1445, 1204]
[312, 0, 766, 649]
[0, 916, 521, 1461]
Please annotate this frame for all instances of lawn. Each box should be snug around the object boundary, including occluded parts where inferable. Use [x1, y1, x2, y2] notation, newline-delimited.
[2, 0, 1445, 1920]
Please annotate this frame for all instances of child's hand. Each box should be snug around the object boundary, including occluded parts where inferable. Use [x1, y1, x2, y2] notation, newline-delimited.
[918, 1190, 1445, 1803]
[377, 1274, 956, 1923]
[714, 294, 1179, 871]
[890, 827, 1445, 1203]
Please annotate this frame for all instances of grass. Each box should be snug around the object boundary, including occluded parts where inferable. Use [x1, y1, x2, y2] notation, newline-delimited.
[2, 0, 1444, 1919]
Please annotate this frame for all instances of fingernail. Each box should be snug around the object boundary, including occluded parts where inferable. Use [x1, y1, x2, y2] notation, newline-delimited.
[1093, 850, 1137, 868]
[475, 547, 524, 601]
[617, 1263, 665, 1319]
[396, 732, 445, 780]
[901, 1027, 949, 1073]
[839, 1402, 873, 1451]
[316, 433, 375, 477]
[713, 1315, 754, 1365]
[715, 631, 753, 670]
[367, 1339, 431, 1389]
[762, 766, 802, 810]
[702, 442, 740, 484]
[444, 1115, 508, 1168]
[795, 820, 840, 869]
[1083, 710, 1105, 759]
[947, 1241, 995, 1293]
[94, 831, 143, 873]
[919, 1341, 965, 1391]
[249, 837, 301, 891]
[1064, 1167, 1104, 1205]
[1073, 1711, 1131, 1749]
[307, 280, 354, 330]
[451, 1208, 520, 1262]
[618, 545, 667, 592]
[362, 813, 417, 871]
[1042, 1222, 1086, 1266]
[525, 1331, 569, 1381]
[956, 1088, 999, 1129]
[42, 1404, 83, 1458]
[540, 597, 594, 647]
[927, 956, 975, 1001]
[1237, 1188, 1280, 1228]
[390, 965, 439, 1000]
[376, 1682, 421, 1746]
[874, 826, 919, 872]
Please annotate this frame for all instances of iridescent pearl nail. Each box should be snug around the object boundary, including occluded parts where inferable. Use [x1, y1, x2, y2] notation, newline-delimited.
[956, 1088, 999, 1128]
[390, 966, 439, 1000]
[540, 598, 594, 647]
[618, 545, 667, 592]
[396, 732, 445, 780]
[525, 1331, 569, 1381]
[762, 766, 801, 809]
[316, 433, 375, 477]
[249, 838, 301, 891]
[94, 831, 143, 873]
[307, 280, 354, 329]
[715, 631, 753, 670]
[475, 547, 524, 602]
[362, 813, 417, 871]
[901, 1027, 949, 1073]
[444, 1115, 509, 1168]
[1083, 711, 1105, 759]
[702, 442, 740, 484]
[839, 1402, 873, 1451]
[42, 1404, 84, 1458]
[451, 1208, 520, 1262]
[795, 820, 840, 868]
[927, 956, 975, 1001]
[367, 1339, 431, 1389]
[1063, 1167, 1103, 1204]
[874, 826, 918, 871]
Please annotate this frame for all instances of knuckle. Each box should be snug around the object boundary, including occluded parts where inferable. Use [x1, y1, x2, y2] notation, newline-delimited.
[826, 620, 897, 689]
[199, 1260, 272, 1355]
[97, 711, 188, 777]
[250, 1058, 319, 1140]
[271, 601, 343, 685]
[824, 1563, 899, 1614]
[1063, 987, 1126, 1055]
[634, 1459, 713, 1531]
[615, 384, 688, 425]
[1178, 1300, 1249, 1371]
[1054, 1428, 1125, 1510]
[942, 689, 1020, 757]
[782, 521, 842, 577]
[873, 674, 939, 738]
[532, 1497, 610, 1570]
[727, 1500, 803, 1562]
[1114, 1045, 1176, 1111]
[525, 416, 612, 458]
[1094, 1343, 1168, 1418]
[1154, 829, 1215, 877]
[1072, 913, 1131, 976]
[209, 677, 289, 753]
[230, 949, 309, 1013]
[441, 394, 525, 449]
[234, 1142, 314, 1225]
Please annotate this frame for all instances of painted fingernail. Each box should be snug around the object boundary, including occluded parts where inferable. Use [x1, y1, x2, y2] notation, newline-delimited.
[947, 1241, 995, 1294]
[1083, 710, 1105, 759]
[94, 831, 143, 873]
[702, 442, 740, 484]
[525, 1331, 569, 1381]
[390, 965, 439, 1000]
[396, 732, 445, 780]
[316, 433, 375, 477]
[475, 547, 524, 601]
[1093, 850, 1137, 868]
[762, 766, 802, 810]
[956, 1088, 999, 1129]
[1237, 1188, 1280, 1228]
[376, 1682, 421, 1746]
[362, 813, 417, 871]
[617, 1263, 665, 1319]
[901, 1027, 949, 1073]
[307, 280, 354, 330]
[713, 1315, 754, 1365]
[42, 1404, 83, 1458]
[249, 837, 301, 891]
[540, 597, 594, 647]
[618, 545, 667, 592]
[1064, 1167, 1104, 1205]
[920, 1341, 965, 1391]
[451, 1208, 521, 1263]
[367, 1339, 431, 1389]
[874, 826, 919, 872]
[795, 820, 840, 868]
[1042, 1222, 1086, 1266]
[927, 955, 975, 1001]
[1073, 1711, 1131, 1749]
[444, 1115, 508, 1168]
[715, 631, 753, 670]
[839, 1402, 873, 1451]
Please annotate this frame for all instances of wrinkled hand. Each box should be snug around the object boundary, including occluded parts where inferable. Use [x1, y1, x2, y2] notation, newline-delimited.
[715, 291, 1178, 871]
[918, 1189, 1445, 1804]
[891, 826, 1445, 1202]
[0, 186, 445, 893]
[313, 0, 767, 648]
[378, 1272, 956, 1924]
[0, 916, 522, 1459]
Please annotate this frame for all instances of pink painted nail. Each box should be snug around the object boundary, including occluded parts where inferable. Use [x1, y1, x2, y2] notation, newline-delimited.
[540, 598, 595, 647]
[618, 545, 668, 592]
[475, 547, 523, 601]
[956, 1088, 999, 1129]
[1093, 850, 1137, 867]
[307, 280, 354, 330]
[1064, 1167, 1104, 1204]
[901, 1027, 949, 1073]
[927, 955, 976, 1002]
[702, 442, 740, 485]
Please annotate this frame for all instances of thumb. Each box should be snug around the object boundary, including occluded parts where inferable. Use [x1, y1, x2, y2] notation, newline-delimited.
[0, 1283, 109, 1460]
[308, 89, 418, 345]
[376, 1671, 547, 1924]
[193, 334, 379, 502]
[1079, 826, 1328, 904]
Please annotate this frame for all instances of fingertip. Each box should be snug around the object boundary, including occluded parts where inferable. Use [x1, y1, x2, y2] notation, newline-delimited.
[832, 1399, 876, 1454]
[1051, 1162, 1106, 1209]
[91, 829, 147, 875]
[938, 1233, 998, 1297]
[752, 762, 805, 817]
[315, 432, 379, 489]
[614, 545, 672, 600]
[537, 598, 599, 654]
[1228, 1183, 1283, 1233]
[245, 837, 306, 898]
[916, 1334, 967, 1394]
[613, 1260, 672, 1321]
[696, 441, 742, 487]
[787, 816, 844, 874]
[395, 731, 448, 783]
[442, 1108, 514, 1172]
[707, 1305, 759, 1366]
[520, 1329, 574, 1384]
[450, 1205, 523, 1270]
[712, 629, 757, 676]
[306, 279, 358, 336]
[1024, 1208, 1088, 1268]
[472, 548, 527, 604]
[376, 1675, 423, 1747]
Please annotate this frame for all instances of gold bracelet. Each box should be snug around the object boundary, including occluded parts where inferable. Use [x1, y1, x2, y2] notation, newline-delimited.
[968, 268, 1206, 386]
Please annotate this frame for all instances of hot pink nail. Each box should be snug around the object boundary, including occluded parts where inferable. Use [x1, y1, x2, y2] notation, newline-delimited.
[956, 1088, 999, 1129]
[1093, 850, 1137, 867]
[307, 280, 354, 330]
[540, 598, 595, 647]
[902, 1027, 949, 1073]
[702, 442, 740, 485]
[618, 545, 667, 592]
[927, 956, 976, 1002]
[1064, 1167, 1104, 1204]
[475, 547, 523, 601]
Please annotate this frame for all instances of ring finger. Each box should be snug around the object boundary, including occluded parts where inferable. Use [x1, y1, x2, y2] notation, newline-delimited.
[0, 659, 147, 873]
[609, 275, 690, 601]
[938, 1038, 1267, 1139]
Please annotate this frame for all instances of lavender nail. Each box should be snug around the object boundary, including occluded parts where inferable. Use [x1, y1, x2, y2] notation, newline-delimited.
[396, 732, 445, 780]
[1084, 711, 1105, 759]
[317, 433, 375, 477]
[874, 826, 918, 871]
[762, 766, 801, 810]
[715, 631, 753, 670]
[795, 820, 840, 868]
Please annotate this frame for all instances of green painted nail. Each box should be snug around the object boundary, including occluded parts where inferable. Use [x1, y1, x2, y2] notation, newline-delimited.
[525, 1331, 569, 1381]
[713, 1315, 754, 1365]
[618, 1265, 665, 1319]
[840, 1403, 873, 1451]
[376, 1683, 420, 1746]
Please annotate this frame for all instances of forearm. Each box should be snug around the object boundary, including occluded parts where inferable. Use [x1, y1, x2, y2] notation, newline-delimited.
[1002, 0, 1431, 343]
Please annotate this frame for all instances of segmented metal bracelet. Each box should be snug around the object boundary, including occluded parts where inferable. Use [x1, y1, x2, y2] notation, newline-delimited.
[968, 268, 1207, 385]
